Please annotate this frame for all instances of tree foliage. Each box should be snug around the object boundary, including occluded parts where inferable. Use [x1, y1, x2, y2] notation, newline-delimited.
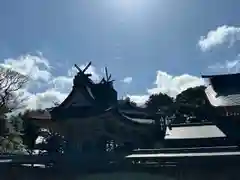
[0, 67, 28, 146]
[176, 86, 207, 107]
[144, 86, 212, 124]
[175, 86, 212, 123]
[0, 114, 25, 153]
[145, 93, 174, 114]
[118, 97, 137, 109]
[21, 112, 40, 154]
[8, 115, 24, 133]
[0, 67, 28, 115]
[0, 134, 25, 153]
[0, 118, 6, 137]
[36, 132, 66, 155]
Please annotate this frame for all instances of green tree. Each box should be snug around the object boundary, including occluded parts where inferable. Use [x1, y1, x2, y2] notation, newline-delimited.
[0, 67, 28, 145]
[144, 93, 174, 146]
[0, 114, 25, 154]
[21, 111, 40, 155]
[175, 86, 211, 123]
[0, 134, 25, 154]
[36, 131, 66, 155]
[176, 86, 207, 107]
[118, 97, 137, 109]
[0, 118, 6, 136]
[145, 93, 174, 114]
[8, 114, 23, 133]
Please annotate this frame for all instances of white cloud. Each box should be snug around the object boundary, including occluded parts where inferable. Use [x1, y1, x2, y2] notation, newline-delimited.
[128, 71, 204, 106]
[51, 76, 73, 92]
[126, 94, 149, 106]
[208, 54, 240, 74]
[198, 25, 240, 51]
[208, 60, 240, 73]
[148, 71, 205, 97]
[67, 66, 78, 77]
[25, 89, 68, 110]
[0, 54, 101, 111]
[0, 54, 51, 82]
[122, 77, 133, 84]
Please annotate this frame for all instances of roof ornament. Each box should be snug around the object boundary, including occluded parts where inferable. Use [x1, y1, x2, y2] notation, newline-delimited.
[74, 62, 93, 84]
[100, 67, 115, 84]
[74, 61, 92, 77]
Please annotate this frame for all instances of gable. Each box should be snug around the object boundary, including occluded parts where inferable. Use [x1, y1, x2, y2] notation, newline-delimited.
[60, 88, 93, 108]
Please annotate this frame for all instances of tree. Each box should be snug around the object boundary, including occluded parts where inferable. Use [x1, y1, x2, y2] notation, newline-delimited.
[145, 93, 174, 114]
[0, 67, 28, 115]
[36, 132, 66, 155]
[175, 86, 212, 123]
[118, 97, 137, 109]
[0, 134, 25, 154]
[0, 67, 28, 140]
[21, 112, 40, 155]
[8, 114, 24, 133]
[0, 117, 6, 136]
[176, 86, 207, 107]
[144, 93, 174, 143]
[3, 115, 24, 152]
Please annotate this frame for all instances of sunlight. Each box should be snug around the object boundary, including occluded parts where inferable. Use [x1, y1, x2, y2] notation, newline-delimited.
[120, 0, 139, 8]
[111, 0, 146, 12]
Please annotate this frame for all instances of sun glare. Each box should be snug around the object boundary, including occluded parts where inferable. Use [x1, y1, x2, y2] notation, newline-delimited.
[120, 0, 137, 8]
[111, 0, 146, 12]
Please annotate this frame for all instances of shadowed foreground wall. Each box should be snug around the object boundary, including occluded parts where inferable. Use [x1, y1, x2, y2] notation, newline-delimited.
[2, 165, 239, 180]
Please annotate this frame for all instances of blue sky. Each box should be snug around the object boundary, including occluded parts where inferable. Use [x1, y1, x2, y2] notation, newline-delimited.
[1, 0, 240, 109]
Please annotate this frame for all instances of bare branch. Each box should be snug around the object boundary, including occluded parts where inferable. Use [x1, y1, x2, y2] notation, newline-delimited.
[0, 67, 29, 115]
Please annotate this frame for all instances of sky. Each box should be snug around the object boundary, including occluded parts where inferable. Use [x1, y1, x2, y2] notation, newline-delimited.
[1, 0, 240, 109]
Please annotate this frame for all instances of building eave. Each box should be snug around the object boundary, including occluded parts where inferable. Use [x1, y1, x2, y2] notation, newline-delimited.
[205, 85, 240, 107]
[202, 73, 240, 79]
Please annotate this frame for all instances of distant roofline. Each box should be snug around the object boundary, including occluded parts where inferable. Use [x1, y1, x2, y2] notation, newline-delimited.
[201, 73, 240, 78]
[170, 122, 214, 127]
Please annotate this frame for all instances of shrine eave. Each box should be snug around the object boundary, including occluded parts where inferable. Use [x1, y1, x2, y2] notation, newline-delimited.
[51, 106, 157, 125]
[205, 85, 240, 107]
[201, 73, 240, 79]
[26, 105, 162, 127]
[118, 111, 155, 125]
[88, 107, 157, 126]
[50, 106, 108, 120]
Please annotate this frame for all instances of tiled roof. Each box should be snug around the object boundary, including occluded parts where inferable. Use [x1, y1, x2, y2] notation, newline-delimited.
[165, 125, 226, 140]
